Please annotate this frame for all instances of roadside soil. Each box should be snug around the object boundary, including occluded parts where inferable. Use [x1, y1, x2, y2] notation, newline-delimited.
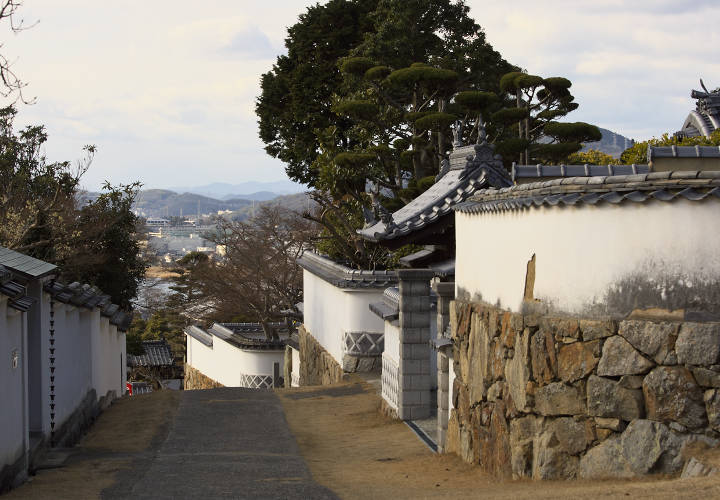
[5, 390, 179, 500]
[277, 377, 720, 500]
[144, 266, 181, 279]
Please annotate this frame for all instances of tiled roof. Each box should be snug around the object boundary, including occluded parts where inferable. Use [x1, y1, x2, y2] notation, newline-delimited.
[649, 145, 720, 159]
[0, 265, 34, 312]
[297, 251, 397, 289]
[455, 171, 720, 214]
[186, 322, 293, 351]
[369, 287, 400, 322]
[0, 246, 57, 278]
[129, 340, 174, 367]
[185, 325, 213, 347]
[44, 281, 132, 331]
[358, 141, 512, 243]
[680, 86, 720, 138]
[512, 163, 650, 182]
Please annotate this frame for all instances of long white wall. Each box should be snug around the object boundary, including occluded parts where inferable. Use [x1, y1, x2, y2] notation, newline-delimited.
[303, 270, 385, 363]
[456, 199, 720, 316]
[186, 335, 284, 387]
[0, 297, 28, 476]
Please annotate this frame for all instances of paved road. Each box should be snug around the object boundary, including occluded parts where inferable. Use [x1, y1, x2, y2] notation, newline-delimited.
[102, 388, 337, 499]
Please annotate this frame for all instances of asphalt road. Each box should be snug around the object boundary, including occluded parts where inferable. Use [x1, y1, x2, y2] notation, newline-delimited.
[102, 388, 337, 500]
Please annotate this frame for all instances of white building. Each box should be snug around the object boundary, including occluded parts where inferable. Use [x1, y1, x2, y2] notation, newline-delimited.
[185, 323, 289, 389]
[0, 247, 129, 493]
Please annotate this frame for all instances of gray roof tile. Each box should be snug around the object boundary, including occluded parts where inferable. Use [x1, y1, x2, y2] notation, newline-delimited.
[297, 251, 397, 289]
[129, 340, 174, 367]
[455, 171, 720, 214]
[358, 141, 511, 243]
[0, 246, 57, 278]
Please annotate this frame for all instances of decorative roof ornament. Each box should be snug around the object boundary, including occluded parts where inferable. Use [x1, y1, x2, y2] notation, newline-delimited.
[679, 79, 720, 138]
[435, 153, 451, 181]
[452, 119, 465, 148]
[375, 198, 396, 231]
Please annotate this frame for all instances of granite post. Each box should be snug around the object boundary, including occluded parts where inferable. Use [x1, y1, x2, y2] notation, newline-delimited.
[397, 269, 434, 420]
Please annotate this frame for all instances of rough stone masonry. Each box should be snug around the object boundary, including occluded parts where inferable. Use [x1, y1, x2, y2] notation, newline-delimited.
[446, 300, 720, 479]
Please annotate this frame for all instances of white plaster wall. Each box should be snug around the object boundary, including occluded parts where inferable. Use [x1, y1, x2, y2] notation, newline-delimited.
[185, 335, 284, 387]
[0, 298, 27, 472]
[384, 322, 400, 364]
[52, 304, 93, 429]
[456, 200, 720, 315]
[303, 270, 385, 363]
[448, 354, 455, 410]
[291, 347, 300, 387]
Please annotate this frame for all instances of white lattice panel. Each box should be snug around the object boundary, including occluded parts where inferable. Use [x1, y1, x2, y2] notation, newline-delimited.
[382, 353, 399, 410]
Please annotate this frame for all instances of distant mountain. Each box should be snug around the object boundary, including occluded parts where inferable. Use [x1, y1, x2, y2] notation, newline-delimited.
[133, 189, 253, 218]
[165, 181, 305, 199]
[582, 128, 635, 158]
[229, 192, 317, 221]
[220, 191, 278, 201]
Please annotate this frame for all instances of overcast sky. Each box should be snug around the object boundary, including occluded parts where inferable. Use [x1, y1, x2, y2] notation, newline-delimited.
[4, 1, 719, 191]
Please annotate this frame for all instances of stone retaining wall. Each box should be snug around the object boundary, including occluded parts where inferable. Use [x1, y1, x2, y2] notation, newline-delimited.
[299, 325, 345, 386]
[447, 300, 720, 479]
[184, 364, 224, 390]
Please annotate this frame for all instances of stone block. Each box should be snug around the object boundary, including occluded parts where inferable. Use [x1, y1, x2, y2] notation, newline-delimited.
[618, 320, 678, 364]
[487, 381, 504, 402]
[549, 417, 590, 455]
[620, 419, 677, 475]
[705, 389, 720, 432]
[618, 375, 644, 389]
[643, 366, 707, 429]
[587, 375, 644, 421]
[466, 311, 492, 404]
[535, 382, 586, 416]
[578, 436, 635, 479]
[356, 356, 377, 372]
[400, 327, 428, 344]
[505, 328, 531, 411]
[580, 319, 616, 341]
[530, 329, 557, 386]
[676, 322, 720, 365]
[491, 338, 505, 380]
[682, 457, 720, 478]
[693, 367, 720, 388]
[597, 336, 654, 376]
[557, 340, 601, 383]
[479, 402, 512, 477]
[541, 317, 580, 341]
[532, 430, 579, 480]
[594, 417, 624, 432]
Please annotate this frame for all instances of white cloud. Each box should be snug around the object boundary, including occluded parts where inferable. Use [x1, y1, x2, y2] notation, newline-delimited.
[0, 1, 718, 190]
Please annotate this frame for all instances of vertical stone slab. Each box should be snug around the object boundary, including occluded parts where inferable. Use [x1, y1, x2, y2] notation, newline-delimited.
[397, 269, 434, 420]
[433, 280, 455, 451]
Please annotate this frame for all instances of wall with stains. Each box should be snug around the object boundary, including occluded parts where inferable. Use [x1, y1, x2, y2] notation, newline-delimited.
[455, 199, 720, 318]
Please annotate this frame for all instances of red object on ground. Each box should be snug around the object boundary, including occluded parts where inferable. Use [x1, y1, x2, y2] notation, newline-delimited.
[126, 382, 132, 396]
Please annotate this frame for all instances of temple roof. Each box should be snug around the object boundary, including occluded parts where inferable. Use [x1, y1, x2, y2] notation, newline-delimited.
[679, 84, 720, 138]
[358, 141, 512, 247]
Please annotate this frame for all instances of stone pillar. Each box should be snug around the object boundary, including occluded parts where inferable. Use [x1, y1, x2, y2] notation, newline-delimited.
[433, 281, 455, 451]
[397, 269, 434, 420]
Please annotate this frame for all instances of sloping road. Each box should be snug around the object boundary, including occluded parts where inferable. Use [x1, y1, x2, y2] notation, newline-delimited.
[102, 388, 336, 499]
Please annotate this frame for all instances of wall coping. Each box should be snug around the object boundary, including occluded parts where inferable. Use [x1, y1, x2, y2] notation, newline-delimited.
[297, 250, 397, 289]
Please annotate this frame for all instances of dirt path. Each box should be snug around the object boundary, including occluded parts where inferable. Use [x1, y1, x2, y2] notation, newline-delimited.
[277, 379, 720, 499]
[6, 390, 180, 500]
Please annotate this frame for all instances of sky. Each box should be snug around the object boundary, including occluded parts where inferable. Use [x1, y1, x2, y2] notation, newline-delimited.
[3, 0, 719, 191]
